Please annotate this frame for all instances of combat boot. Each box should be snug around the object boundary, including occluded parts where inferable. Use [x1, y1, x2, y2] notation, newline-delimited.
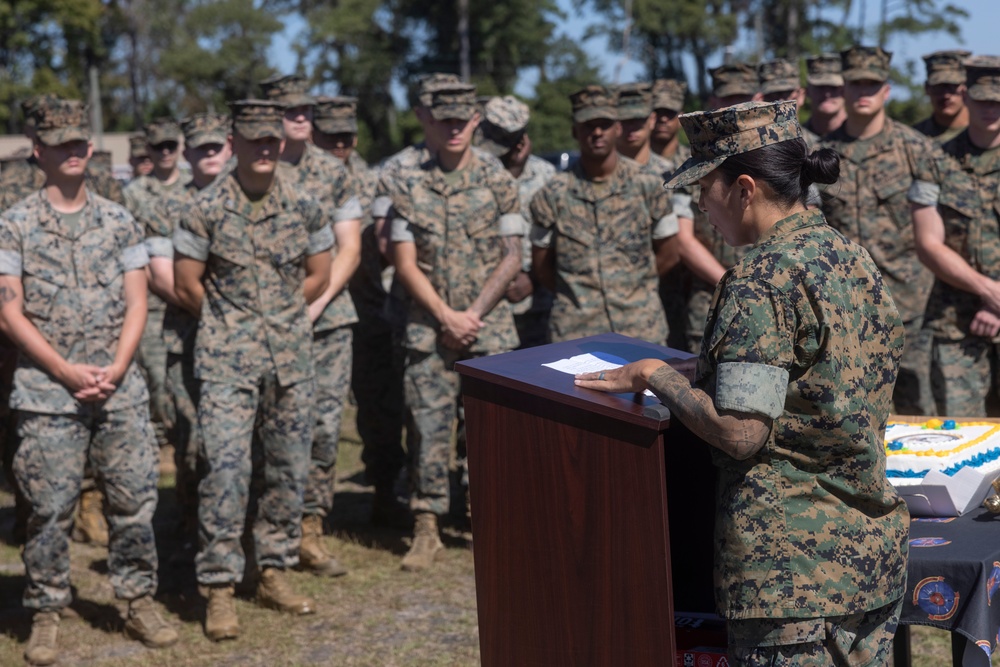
[257, 568, 315, 615]
[401, 511, 444, 572]
[71, 488, 109, 546]
[298, 514, 347, 577]
[204, 585, 239, 641]
[124, 594, 178, 648]
[24, 610, 59, 666]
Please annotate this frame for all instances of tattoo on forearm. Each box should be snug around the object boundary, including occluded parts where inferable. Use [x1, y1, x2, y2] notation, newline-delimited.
[649, 366, 770, 460]
[0, 285, 18, 306]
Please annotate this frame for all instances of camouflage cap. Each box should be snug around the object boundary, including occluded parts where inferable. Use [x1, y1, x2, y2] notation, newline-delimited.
[665, 100, 802, 189]
[35, 99, 91, 146]
[477, 95, 530, 156]
[570, 85, 618, 123]
[709, 62, 759, 98]
[428, 83, 477, 121]
[181, 112, 230, 148]
[615, 82, 653, 120]
[228, 100, 285, 140]
[758, 59, 801, 95]
[90, 150, 112, 174]
[259, 73, 315, 107]
[841, 45, 892, 83]
[805, 53, 844, 87]
[923, 50, 972, 86]
[145, 118, 181, 145]
[129, 134, 149, 159]
[652, 79, 686, 113]
[965, 56, 1000, 103]
[21, 93, 61, 130]
[417, 73, 462, 107]
[314, 96, 358, 134]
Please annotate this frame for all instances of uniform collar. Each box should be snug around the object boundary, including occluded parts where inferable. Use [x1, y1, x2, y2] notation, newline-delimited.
[951, 130, 1000, 176]
[567, 156, 633, 202]
[426, 151, 481, 196]
[36, 187, 99, 239]
[829, 118, 902, 164]
[753, 209, 826, 248]
[221, 171, 286, 222]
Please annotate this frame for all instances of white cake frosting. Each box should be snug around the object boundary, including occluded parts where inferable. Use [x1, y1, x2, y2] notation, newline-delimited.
[884, 421, 1000, 481]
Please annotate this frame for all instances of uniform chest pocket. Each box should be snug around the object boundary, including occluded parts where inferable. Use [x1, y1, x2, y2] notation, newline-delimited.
[462, 188, 500, 239]
[267, 224, 309, 267]
[20, 275, 60, 321]
[873, 178, 912, 230]
[22, 237, 70, 287]
[212, 228, 253, 267]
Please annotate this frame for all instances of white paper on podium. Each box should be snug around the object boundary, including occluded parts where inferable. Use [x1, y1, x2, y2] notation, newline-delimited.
[543, 353, 655, 397]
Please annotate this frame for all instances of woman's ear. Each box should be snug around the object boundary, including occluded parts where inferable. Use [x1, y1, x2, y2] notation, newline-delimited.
[736, 173, 756, 210]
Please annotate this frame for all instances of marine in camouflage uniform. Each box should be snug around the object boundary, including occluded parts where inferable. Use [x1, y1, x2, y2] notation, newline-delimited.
[920, 57, 1000, 417]
[476, 95, 556, 349]
[129, 133, 153, 178]
[172, 101, 331, 616]
[684, 64, 761, 353]
[388, 83, 523, 571]
[656, 101, 908, 664]
[313, 97, 410, 519]
[531, 85, 676, 345]
[0, 99, 176, 657]
[124, 118, 190, 454]
[260, 75, 362, 577]
[913, 50, 972, 146]
[819, 46, 947, 415]
[802, 54, 847, 148]
[142, 113, 231, 540]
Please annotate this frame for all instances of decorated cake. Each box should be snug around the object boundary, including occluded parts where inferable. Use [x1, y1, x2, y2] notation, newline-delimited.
[884, 419, 1000, 479]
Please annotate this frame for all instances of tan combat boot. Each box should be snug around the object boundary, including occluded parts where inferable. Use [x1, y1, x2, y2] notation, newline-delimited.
[124, 594, 178, 648]
[400, 512, 444, 572]
[257, 568, 315, 615]
[71, 488, 109, 546]
[24, 610, 59, 666]
[204, 584, 239, 641]
[298, 514, 347, 577]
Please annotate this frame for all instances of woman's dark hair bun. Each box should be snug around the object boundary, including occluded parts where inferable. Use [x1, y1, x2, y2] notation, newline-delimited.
[801, 148, 840, 187]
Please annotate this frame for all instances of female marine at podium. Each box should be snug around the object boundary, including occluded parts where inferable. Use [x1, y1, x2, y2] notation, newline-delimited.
[576, 100, 910, 666]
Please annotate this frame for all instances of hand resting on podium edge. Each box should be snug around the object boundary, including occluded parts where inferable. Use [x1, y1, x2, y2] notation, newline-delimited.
[576, 358, 770, 461]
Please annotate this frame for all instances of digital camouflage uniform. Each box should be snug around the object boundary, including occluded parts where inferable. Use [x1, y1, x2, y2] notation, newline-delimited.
[262, 74, 364, 523]
[143, 113, 230, 524]
[0, 100, 159, 610]
[477, 95, 557, 348]
[124, 118, 190, 452]
[660, 101, 908, 663]
[819, 46, 946, 416]
[913, 50, 972, 146]
[173, 102, 333, 585]
[386, 134, 523, 517]
[926, 58, 1000, 417]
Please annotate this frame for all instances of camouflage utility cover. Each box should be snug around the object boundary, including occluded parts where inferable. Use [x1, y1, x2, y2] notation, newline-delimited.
[615, 82, 653, 120]
[428, 84, 477, 121]
[181, 112, 229, 147]
[652, 78, 686, 113]
[0, 190, 150, 414]
[667, 100, 802, 188]
[758, 59, 800, 95]
[172, 171, 333, 387]
[805, 53, 844, 87]
[229, 100, 284, 140]
[314, 96, 359, 134]
[35, 99, 89, 146]
[922, 50, 971, 86]
[841, 46, 892, 83]
[709, 62, 758, 98]
[259, 73, 315, 107]
[144, 117, 181, 145]
[966, 56, 1000, 102]
[661, 209, 908, 619]
[570, 85, 617, 123]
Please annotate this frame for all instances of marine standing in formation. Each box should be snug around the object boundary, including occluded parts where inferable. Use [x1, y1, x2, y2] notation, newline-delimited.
[173, 100, 332, 640]
[0, 99, 177, 665]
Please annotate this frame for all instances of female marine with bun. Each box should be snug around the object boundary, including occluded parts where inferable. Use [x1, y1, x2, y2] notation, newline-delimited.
[577, 100, 910, 665]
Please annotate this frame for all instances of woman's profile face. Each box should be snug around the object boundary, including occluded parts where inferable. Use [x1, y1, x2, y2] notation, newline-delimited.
[698, 170, 750, 246]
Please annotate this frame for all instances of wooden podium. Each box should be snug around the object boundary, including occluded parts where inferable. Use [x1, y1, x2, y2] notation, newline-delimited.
[457, 333, 717, 667]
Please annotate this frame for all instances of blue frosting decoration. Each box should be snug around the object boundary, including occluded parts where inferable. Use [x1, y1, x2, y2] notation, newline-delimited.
[886, 445, 1000, 478]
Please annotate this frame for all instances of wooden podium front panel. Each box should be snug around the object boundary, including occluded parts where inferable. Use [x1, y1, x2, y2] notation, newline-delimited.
[464, 375, 675, 667]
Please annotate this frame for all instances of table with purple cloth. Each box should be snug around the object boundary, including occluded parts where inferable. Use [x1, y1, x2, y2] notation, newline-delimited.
[895, 508, 1000, 667]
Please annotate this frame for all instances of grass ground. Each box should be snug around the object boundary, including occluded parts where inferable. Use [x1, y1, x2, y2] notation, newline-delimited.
[0, 408, 991, 665]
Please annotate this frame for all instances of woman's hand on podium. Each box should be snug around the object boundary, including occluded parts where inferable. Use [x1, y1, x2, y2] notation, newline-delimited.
[575, 359, 667, 394]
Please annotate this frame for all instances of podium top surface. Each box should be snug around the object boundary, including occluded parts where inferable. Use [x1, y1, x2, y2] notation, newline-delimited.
[456, 333, 695, 430]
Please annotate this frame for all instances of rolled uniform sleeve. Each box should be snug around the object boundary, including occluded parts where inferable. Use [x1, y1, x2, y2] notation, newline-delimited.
[174, 205, 211, 262]
[705, 278, 794, 420]
[333, 170, 363, 222]
[123, 243, 150, 272]
[308, 224, 335, 255]
[671, 191, 695, 221]
[529, 185, 557, 249]
[498, 212, 526, 237]
[390, 217, 416, 244]
[0, 217, 23, 276]
[139, 196, 175, 258]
